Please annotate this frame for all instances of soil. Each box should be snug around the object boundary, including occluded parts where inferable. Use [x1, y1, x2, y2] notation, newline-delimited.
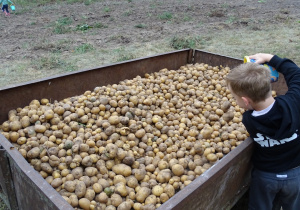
[0, 0, 300, 88]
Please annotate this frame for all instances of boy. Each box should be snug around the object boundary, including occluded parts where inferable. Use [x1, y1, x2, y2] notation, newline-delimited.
[226, 53, 300, 210]
[0, 0, 13, 17]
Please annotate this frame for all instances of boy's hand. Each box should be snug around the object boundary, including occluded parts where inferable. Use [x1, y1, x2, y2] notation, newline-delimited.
[248, 53, 274, 64]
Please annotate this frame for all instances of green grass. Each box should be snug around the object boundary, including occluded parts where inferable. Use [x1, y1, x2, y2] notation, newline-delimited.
[52, 17, 73, 34]
[103, 7, 111, 12]
[158, 12, 173, 20]
[134, 23, 147, 29]
[93, 22, 108, 28]
[74, 43, 94, 54]
[33, 55, 65, 70]
[226, 16, 237, 24]
[170, 36, 201, 50]
[183, 15, 192, 22]
[76, 24, 92, 31]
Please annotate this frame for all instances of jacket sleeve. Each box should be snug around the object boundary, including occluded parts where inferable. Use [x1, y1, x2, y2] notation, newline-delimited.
[269, 55, 300, 99]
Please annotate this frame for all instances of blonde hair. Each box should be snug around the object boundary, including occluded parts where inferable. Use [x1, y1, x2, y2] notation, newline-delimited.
[225, 62, 272, 103]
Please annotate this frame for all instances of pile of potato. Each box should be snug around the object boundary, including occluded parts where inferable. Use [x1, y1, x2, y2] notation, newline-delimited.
[0, 63, 250, 210]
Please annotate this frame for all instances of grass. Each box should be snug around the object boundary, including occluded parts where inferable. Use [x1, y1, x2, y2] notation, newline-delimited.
[1, 22, 299, 88]
[158, 12, 173, 20]
[103, 7, 111, 12]
[93, 22, 108, 28]
[52, 17, 73, 34]
[1, 0, 299, 90]
[170, 36, 202, 50]
[74, 43, 94, 54]
[134, 23, 147, 28]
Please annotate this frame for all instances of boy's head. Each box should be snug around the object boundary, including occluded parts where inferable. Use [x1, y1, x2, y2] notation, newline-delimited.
[225, 62, 272, 109]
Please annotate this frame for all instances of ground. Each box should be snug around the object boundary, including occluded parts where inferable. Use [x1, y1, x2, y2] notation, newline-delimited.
[0, 0, 300, 88]
[0, 0, 300, 209]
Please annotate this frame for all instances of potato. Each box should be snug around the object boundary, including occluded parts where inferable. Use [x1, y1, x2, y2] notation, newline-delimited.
[111, 193, 122, 207]
[207, 153, 218, 162]
[49, 155, 60, 167]
[145, 194, 157, 205]
[97, 178, 109, 188]
[222, 111, 234, 122]
[81, 156, 93, 167]
[62, 196, 71, 205]
[44, 109, 54, 120]
[84, 188, 95, 201]
[126, 176, 138, 189]
[41, 163, 53, 174]
[34, 124, 46, 133]
[20, 116, 30, 128]
[112, 164, 132, 177]
[96, 192, 108, 203]
[108, 116, 120, 125]
[201, 126, 213, 139]
[156, 169, 172, 183]
[27, 147, 41, 159]
[133, 203, 143, 210]
[10, 121, 22, 131]
[51, 178, 62, 188]
[114, 182, 128, 197]
[152, 185, 164, 196]
[136, 187, 151, 203]
[106, 205, 117, 210]
[221, 101, 231, 112]
[171, 164, 184, 176]
[69, 194, 79, 207]
[160, 192, 169, 203]
[72, 167, 83, 179]
[106, 143, 118, 159]
[84, 167, 98, 177]
[117, 201, 132, 210]
[134, 169, 146, 181]
[92, 183, 103, 194]
[79, 176, 91, 187]
[75, 181, 86, 198]
[64, 181, 76, 192]
[78, 198, 90, 210]
[164, 184, 175, 198]
[114, 175, 126, 185]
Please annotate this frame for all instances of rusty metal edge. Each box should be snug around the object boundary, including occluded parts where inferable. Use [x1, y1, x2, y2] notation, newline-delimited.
[194, 49, 243, 68]
[0, 134, 73, 210]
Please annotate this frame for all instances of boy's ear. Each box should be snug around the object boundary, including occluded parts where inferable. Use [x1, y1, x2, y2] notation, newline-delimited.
[241, 96, 251, 107]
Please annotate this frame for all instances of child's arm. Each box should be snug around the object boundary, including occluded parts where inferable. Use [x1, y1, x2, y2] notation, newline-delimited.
[248, 53, 300, 91]
[248, 53, 274, 64]
[270, 55, 300, 85]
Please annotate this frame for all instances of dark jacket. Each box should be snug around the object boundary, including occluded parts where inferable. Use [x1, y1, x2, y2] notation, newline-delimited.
[242, 55, 300, 173]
